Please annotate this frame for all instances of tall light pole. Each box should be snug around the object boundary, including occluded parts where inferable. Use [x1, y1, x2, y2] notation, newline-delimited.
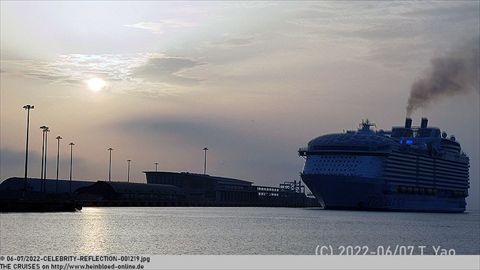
[23, 105, 34, 192]
[127, 159, 131, 183]
[43, 127, 49, 181]
[108, 148, 113, 182]
[40, 126, 47, 181]
[40, 126, 49, 192]
[203, 147, 208, 175]
[154, 162, 158, 172]
[69, 142, 74, 193]
[55, 136, 62, 193]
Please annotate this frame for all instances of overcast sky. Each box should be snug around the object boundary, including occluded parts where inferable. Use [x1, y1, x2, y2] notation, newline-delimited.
[1, 1, 479, 209]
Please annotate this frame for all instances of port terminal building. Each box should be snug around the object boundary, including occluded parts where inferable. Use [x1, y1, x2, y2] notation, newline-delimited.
[144, 171, 315, 207]
[1, 171, 318, 208]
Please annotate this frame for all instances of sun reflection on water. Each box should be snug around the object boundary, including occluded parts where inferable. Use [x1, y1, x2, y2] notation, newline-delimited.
[78, 208, 108, 254]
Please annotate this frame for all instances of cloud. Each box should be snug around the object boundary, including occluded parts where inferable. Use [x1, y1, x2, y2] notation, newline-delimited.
[109, 116, 302, 184]
[1, 53, 205, 95]
[132, 57, 204, 85]
[403, 2, 479, 22]
[2, 54, 144, 83]
[111, 116, 241, 147]
[212, 35, 257, 47]
[283, 2, 479, 67]
[0, 147, 89, 181]
[124, 20, 196, 34]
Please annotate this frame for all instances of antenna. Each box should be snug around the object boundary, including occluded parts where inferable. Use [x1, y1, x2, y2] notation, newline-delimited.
[359, 119, 376, 131]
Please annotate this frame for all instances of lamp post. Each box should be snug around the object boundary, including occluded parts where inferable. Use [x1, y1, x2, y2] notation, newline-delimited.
[69, 142, 74, 193]
[126, 159, 131, 183]
[108, 148, 113, 182]
[40, 126, 47, 181]
[203, 147, 208, 175]
[23, 105, 34, 192]
[154, 162, 158, 172]
[40, 126, 49, 192]
[44, 127, 49, 181]
[55, 136, 62, 193]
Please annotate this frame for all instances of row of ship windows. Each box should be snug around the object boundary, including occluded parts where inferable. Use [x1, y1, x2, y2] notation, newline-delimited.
[387, 161, 468, 171]
[386, 162, 468, 170]
[389, 155, 468, 167]
[387, 157, 468, 168]
[388, 180, 467, 189]
[396, 185, 466, 197]
[319, 156, 359, 159]
[386, 175, 468, 183]
[310, 172, 359, 176]
[317, 159, 361, 164]
[385, 165, 468, 174]
[384, 171, 468, 181]
[313, 164, 359, 168]
[310, 168, 357, 172]
[386, 178, 467, 186]
[388, 167, 468, 176]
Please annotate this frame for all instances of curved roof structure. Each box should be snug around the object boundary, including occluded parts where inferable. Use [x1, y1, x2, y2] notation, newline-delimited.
[0, 177, 96, 193]
[307, 133, 397, 151]
[101, 181, 183, 194]
[73, 181, 184, 196]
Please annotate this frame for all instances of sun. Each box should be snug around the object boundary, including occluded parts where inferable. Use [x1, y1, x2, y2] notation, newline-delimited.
[86, 77, 107, 92]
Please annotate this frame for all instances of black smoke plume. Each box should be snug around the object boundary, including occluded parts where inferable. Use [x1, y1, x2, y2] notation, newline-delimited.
[406, 37, 479, 116]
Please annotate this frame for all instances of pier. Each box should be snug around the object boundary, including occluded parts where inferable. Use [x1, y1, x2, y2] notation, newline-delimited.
[0, 173, 319, 212]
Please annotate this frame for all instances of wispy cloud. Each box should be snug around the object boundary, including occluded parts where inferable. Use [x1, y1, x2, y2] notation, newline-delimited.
[124, 20, 196, 34]
[132, 57, 204, 85]
[212, 34, 258, 48]
[1, 53, 205, 95]
[282, 1, 479, 67]
[2, 54, 144, 83]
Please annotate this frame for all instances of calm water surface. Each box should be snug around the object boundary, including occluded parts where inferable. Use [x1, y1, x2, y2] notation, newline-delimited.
[1, 207, 479, 254]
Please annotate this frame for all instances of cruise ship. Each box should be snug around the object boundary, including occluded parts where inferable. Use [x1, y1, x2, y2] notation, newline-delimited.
[299, 118, 469, 212]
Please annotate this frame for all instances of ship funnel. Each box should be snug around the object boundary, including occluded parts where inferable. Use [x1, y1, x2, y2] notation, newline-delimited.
[405, 118, 412, 128]
[421, 118, 428, 128]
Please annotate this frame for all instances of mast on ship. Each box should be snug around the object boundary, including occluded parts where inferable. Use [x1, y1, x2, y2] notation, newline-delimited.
[359, 119, 376, 132]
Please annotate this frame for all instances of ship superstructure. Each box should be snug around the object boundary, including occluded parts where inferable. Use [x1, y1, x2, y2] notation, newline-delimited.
[299, 118, 469, 212]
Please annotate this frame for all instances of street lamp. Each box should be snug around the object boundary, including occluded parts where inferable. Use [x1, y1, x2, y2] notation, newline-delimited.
[69, 142, 75, 193]
[108, 148, 113, 182]
[40, 126, 47, 181]
[55, 136, 62, 193]
[40, 126, 49, 192]
[44, 127, 49, 181]
[203, 147, 208, 175]
[154, 162, 158, 172]
[127, 159, 131, 183]
[23, 105, 34, 192]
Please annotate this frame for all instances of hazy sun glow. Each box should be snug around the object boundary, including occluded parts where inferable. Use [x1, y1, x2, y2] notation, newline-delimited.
[86, 77, 107, 92]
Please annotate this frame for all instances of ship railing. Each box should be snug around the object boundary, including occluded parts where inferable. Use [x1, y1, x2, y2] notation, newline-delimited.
[300, 148, 390, 155]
